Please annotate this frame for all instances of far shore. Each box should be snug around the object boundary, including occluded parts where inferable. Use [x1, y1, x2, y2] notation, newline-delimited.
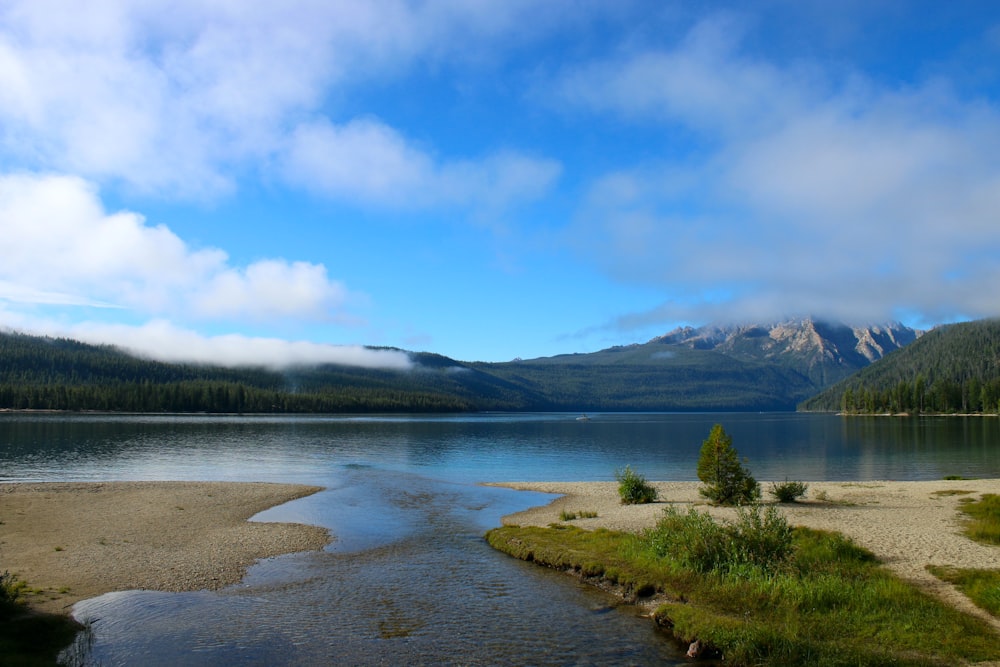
[488, 478, 1000, 631]
[0, 481, 331, 614]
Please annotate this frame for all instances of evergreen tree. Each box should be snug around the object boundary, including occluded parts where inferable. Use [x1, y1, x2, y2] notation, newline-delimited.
[697, 424, 760, 505]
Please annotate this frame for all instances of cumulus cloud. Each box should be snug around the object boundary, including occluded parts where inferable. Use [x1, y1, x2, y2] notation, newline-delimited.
[0, 172, 355, 323]
[558, 15, 1000, 329]
[281, 118, 561, 211]
[0, 0, 565, 206]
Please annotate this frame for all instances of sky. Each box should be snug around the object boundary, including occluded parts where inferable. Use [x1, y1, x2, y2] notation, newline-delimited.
[2, 1, 1000, 366]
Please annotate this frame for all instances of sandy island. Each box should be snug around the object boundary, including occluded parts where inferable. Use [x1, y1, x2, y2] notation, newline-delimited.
[490, 479, 1000, 632]
[0, 482, 331, 614]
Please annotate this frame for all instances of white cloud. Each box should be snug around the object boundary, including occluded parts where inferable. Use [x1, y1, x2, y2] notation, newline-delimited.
[0, 172, 357, 323]
[554, 14, 815, 137]
[194, 261, 352, 323]
[7, 318, 412, 370]
[281, 117, 561, 211]
[0, 0, 566, 205]
[559, 16, 1000, 329]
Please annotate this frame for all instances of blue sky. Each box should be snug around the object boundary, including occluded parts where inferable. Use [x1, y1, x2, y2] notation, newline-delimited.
[2, 1, 1000, 366]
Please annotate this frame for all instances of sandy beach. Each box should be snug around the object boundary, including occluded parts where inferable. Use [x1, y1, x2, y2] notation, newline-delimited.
[491, 479, 1000, 630]
[0, 481, 331, 614]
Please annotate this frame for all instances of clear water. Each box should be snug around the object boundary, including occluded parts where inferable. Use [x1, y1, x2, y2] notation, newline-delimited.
[2, 412, 999, 665]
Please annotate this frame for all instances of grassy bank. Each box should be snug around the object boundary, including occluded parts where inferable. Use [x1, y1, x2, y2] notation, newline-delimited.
[1, 572, 81, 666]
[486, 508, 1000, 666]
[926, 494, 1000, 621]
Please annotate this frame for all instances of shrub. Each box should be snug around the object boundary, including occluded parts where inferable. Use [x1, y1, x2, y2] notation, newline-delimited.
[696, 424, 760, 505]
[615, 465, 658, 505]
[0, 571, 23, 605]
[728, 504, 793, 571]
[768, 479, 808, 503]
[644, 503, 793, 575]
[644, 506, 729, 572]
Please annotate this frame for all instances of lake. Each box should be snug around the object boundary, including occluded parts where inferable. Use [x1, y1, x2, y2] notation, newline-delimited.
[2, 411, 998, 665]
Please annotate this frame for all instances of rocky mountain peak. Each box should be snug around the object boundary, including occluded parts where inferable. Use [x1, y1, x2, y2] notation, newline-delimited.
[653, 317, 921, 387]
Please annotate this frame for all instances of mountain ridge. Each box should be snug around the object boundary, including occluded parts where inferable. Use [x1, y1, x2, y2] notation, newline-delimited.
[0, 318, 922, 413]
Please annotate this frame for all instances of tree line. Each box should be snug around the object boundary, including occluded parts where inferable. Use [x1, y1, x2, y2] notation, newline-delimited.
[801, 319, 1000, 414]
[0, 380, 470, 413]
[838, 376, 1000, 414]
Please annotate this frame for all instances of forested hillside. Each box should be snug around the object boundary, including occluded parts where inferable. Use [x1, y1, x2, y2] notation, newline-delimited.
[470, 341, 816, 411]
[0, 332, 479, 413]
[0, 329, 818, 413]
[799, 319, 1000, 413]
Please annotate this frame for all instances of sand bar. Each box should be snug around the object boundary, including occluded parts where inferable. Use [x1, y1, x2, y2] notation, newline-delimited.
[0, 481, 331, 614]
[491, 479, 1000, 630]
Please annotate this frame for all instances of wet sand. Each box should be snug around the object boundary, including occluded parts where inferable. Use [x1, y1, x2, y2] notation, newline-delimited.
[0, 481, 331, 614]
[491, 479, 1000, 630]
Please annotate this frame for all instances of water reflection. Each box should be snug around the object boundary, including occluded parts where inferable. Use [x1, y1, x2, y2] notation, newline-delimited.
[4, 412, 998, 484]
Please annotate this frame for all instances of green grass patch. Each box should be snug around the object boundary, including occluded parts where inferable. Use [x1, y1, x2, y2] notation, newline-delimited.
[931, 489, 974, 497]
[559, 510, 598, 521]
[929, 566, 1000, 618]
[957, 494, 1000, 545]
[487, 510, 1000, 666]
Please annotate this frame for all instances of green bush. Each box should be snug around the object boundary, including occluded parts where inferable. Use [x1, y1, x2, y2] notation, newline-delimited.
[0, 571, 23, 605]
[768, 479, 808, 503]
[615, 465, 658, 505]
[728, 504, 793, 571]
[644, 503, 793, 575]
[696, 424, 760, 505]
[644, 506, 729, 572]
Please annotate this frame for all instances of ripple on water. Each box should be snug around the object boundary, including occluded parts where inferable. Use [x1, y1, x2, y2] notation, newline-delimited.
[64, 472, 688, 666]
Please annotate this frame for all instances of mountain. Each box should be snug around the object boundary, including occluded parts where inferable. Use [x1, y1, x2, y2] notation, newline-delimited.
[800, 318, 1000, 413]
[469, 340, 817, 411]
[0, 318, 921, 413]
[653, 318, 920, 388]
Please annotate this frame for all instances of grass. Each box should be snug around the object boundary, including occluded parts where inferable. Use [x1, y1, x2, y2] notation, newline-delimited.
[928, 566, 1000, 618]
[0, 571, 82, 666]
[486, 509, 1000, 666]
[931, 489, 974, 497]
[559, 510, 598, 521]
[957, 494, 1000, 545]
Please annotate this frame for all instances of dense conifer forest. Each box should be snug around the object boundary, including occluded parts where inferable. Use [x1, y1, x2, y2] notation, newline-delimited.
[800, 319, 1000, 414]
[0, 332, 475, 413]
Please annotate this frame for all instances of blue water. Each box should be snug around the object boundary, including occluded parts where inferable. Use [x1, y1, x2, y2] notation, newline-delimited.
[2, 412, 998, 665]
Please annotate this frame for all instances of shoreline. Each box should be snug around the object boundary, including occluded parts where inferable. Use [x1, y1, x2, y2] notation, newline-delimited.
[488, 479, 1000, 631]
[0, 481, 331, 615]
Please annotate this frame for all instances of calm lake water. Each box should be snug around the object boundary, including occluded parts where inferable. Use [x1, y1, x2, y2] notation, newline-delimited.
[2, 411, 999, 665]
